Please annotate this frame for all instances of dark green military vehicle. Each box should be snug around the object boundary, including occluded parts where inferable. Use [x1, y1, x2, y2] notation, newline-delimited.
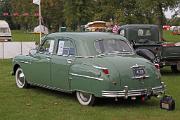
[118, 24, 180, 72]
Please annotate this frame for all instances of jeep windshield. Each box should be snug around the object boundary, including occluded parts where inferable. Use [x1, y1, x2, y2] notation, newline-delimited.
[0, 28, 10, 33]
[95, 39, 133, 55]
[127, 27, 160, 44]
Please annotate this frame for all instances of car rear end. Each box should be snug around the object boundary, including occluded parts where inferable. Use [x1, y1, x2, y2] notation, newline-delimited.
[99, 56, 165, 100]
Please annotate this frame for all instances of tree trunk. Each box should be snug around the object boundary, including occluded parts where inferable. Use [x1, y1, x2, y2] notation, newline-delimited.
[157, 3, 164, 37]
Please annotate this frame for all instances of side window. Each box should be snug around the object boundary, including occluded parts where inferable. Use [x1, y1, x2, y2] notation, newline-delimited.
[39, 39, 55, 54]
[138, 29, 144, 36]
[57, 40, 75, 56]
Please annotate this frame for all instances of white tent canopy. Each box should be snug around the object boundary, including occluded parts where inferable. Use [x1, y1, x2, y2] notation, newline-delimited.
[33, 25, 49, 34]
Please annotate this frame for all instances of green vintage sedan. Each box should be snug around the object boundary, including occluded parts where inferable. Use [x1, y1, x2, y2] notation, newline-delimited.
[12, 32, 165, 105]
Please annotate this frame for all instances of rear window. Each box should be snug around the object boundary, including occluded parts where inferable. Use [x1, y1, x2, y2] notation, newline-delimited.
[95, 39, 133, 54]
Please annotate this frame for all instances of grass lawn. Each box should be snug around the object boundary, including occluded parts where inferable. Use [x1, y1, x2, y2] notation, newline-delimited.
[12, 30, 40, 43]
[163, 30, 180, 42]
[0, 59, 180, 120]
[11, 30, 180, 43]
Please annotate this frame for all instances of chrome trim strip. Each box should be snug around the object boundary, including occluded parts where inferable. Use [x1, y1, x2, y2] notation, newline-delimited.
[152, 86, 163, 90]
[20, 61, 25, 63]
[152, 86, 165, 93]
[20, 61, 31, 64]
[28, 82, 72, 93]
[93, 65, 108, 70]
[102, 86, 164, 97]
[132, 75, 149, 79]
[70, 73, 103, 81]
[102, 89, 147, 93]
[131, 64, 145, 68]
[75, 56, 95, 58]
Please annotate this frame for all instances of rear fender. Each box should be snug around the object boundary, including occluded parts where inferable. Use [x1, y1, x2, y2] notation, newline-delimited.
[69, 63, 109, 97]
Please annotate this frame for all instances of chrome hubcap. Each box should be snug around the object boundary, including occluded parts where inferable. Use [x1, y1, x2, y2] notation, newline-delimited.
[17, 70, 25, 86]
[79, 92, 91, 102]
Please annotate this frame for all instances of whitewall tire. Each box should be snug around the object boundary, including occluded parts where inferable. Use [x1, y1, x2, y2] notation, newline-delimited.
[76, 91, 95, 106]
[15, 67, 28, 88]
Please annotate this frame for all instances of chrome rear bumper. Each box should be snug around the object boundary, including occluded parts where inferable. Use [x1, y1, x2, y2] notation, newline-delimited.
[102, 84, 165, 98]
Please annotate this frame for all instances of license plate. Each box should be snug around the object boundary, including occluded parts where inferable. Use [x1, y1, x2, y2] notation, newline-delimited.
[133, 67, 145, 76]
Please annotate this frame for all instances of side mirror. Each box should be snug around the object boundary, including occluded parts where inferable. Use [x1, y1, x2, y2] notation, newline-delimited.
[29, 49, 37, 56]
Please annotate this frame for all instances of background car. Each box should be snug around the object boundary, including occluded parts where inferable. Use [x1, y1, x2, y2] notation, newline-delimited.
[0, 20, 12, 42]
[118, 24, 180, 72]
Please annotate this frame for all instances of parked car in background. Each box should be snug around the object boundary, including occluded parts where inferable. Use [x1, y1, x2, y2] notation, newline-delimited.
[12, 32, 165, 105]
[0, 20, 12, 42]
[172, 26, 180, 35]
[170, 26, 176, 31]
[84, 21, 107, 32]
[163, 25, 170, 30]
[118, 24, 180, 72]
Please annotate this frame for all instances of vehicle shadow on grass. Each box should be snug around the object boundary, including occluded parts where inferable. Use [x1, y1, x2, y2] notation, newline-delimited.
[29, 85, 77, 101]
[95, 97, 159, 108]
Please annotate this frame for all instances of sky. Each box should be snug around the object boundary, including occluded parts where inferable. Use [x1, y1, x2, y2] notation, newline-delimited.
[164, 7, 180, 19]
[165, 9, 175, 18]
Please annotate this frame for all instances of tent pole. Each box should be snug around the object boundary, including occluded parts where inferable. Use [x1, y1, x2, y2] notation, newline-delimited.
[39, 1, 42, 44]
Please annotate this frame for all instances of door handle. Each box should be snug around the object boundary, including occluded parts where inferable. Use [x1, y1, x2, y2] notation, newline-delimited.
[67, 59, 73, 64]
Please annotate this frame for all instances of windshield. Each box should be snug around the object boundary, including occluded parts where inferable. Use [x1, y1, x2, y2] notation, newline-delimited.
[127, 27, 159, 44]
[95, 39, 133, 54]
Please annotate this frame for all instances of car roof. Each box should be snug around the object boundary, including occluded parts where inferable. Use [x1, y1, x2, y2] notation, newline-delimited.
[45, 32, 128, 56]
[46, 32, 127, 42]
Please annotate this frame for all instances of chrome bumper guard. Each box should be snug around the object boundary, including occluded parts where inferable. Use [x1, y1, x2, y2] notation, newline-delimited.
[102, 83, 165, 98]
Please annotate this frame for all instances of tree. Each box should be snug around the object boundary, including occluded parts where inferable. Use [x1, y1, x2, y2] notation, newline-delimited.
[3, 0, 180, 31]
[63, 0, 94, 31]
[92, 0, 124, 24]
[41, 0, 64, 32]
[0, 0, 13, 27]
[10, 0, 38, 30]
[136, 0, 180, 34]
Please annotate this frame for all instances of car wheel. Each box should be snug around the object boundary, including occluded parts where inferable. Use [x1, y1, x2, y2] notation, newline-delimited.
[76, 91, 95, 106]
[171, 65, 179, 73]
[15, 67, 29, 88]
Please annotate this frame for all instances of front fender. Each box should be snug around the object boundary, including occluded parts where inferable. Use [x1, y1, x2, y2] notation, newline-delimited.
[12, 57, 22, 75]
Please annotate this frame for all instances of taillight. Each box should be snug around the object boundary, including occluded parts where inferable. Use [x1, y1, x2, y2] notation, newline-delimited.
[102, 69, 109, 75]
[155, 63, 160, 70]
[93, 66, 110, 75]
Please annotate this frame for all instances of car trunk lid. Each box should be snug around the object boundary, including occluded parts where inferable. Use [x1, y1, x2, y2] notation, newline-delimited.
[92, 55, 161, 90]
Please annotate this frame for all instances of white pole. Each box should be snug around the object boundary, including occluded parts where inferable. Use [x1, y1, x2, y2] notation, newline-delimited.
[39, 0, 42, 44]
